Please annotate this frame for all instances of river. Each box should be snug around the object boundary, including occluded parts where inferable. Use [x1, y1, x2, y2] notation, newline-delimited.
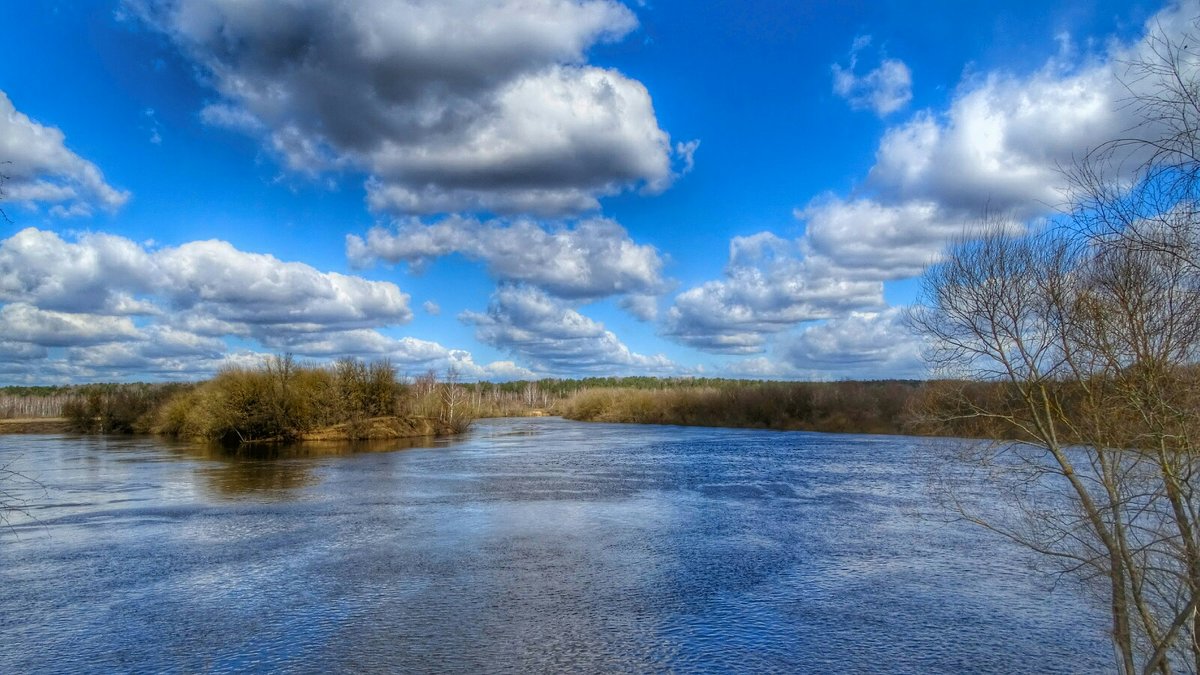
[0, 417, 1110, 673]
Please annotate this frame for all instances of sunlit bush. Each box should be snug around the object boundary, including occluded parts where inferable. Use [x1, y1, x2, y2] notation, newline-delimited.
[154, 357, 473, 445]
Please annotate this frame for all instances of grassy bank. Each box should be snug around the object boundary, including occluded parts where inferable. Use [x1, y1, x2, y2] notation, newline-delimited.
[554, 381, 921, 434]
[554, 379, 1051, 438]
[0, 417, 71, 434]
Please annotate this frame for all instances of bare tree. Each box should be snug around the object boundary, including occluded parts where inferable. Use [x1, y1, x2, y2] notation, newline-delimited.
[439, 368, 471, 433]
[910, 219, 1200, 673]
[1070, 23, 1200, 670]
[910, 19, 1200, 673]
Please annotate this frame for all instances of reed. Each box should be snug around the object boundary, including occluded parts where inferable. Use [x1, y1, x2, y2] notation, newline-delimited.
[556, 380, 921, 434]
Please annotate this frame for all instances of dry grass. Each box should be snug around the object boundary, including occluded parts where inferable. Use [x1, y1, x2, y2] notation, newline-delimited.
[556, 381, 920, 434]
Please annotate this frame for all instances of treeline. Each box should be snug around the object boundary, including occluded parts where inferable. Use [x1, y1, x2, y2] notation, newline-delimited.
[486, 378, 1091, 438]
[465, 376, 888, 399]
[7, 372, 1046, 440]
[62, 383, 193, 434]
[0, 386, 76, 419]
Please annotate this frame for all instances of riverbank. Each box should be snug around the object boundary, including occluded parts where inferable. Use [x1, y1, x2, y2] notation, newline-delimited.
[0, 374, 1010, 441]
[555, 382, 923, 435]
[0, 417, 71, 434]
[0, 415, 453, 446]
[297, 416, 451, 442]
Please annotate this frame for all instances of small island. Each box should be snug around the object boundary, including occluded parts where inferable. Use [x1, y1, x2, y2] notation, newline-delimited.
[57, 356, 475, 445]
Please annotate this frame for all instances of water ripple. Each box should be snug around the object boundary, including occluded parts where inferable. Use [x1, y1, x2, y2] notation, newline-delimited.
[0, 418, 1111, 673]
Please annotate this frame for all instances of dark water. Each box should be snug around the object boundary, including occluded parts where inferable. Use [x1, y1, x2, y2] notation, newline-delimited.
[1, 417, 1110, 673]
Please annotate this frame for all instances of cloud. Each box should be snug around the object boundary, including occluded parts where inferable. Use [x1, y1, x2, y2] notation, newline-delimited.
[0, 90, 130, 216]
[442, 350, 536, 381]
[668, 5, 1198, 360]
[0, 227, 532, 382]
[260, 329, 445, 360]
[198, 103, 263, 133]
[618, 294, 658, 321]
[832, 36, 912, 117]
[63, 325, 228, 373]
[156, 240, 414, 333]
[462, 360, 535, 381]
[807, 6, 1198, 281]
[461, 284, 675, 374]
[777, 309, 925, 378]
[130, 0, 691, 215]
[861, 7, 1200, 219]
[798, 196, 967, 281]
[348, 215, 668, 299]
[0, 228, 157, 313]
[252, 327, 532, 379]
[718, 310, 926, 380]
[143, 108, 164, 145]
[254, 323, 535, 379]
[674, 139, 700, 175]
[0, 228, 413, 336]
[11, 347, 245, 382]
[866, 65, 1125, 216]
[0, 341, 49, 363]
[662, 233, 883, 354]
[422, 300, 441, 316]
[0, 303, 141, 347]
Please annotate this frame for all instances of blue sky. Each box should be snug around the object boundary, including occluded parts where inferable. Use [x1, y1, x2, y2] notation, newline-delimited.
[0, 0, 1177, 382]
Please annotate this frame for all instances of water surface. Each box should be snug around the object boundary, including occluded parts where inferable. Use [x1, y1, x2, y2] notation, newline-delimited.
[1, 417, 1110, 673]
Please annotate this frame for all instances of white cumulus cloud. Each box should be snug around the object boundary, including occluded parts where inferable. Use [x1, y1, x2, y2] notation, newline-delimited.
[667, 4, 1198, 361]
[0, 227, 529, 382]
[0, 91, 130, 216]
[128, 0, 693, 215]
[662, 233, 883, 354]
[0, 228, 414, 339]
[778, 308, 925, 378]
[461, 284, 676, 374]
[0, 303, 141, 347]
[832, 36, 912, 117]
[348, 215, 668, 300]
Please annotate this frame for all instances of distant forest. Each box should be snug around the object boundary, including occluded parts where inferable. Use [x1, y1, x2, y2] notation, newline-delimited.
[0, 370, 1034, 440]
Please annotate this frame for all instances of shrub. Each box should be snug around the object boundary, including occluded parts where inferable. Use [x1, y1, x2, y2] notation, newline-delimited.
[154, 357, 470, 445]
